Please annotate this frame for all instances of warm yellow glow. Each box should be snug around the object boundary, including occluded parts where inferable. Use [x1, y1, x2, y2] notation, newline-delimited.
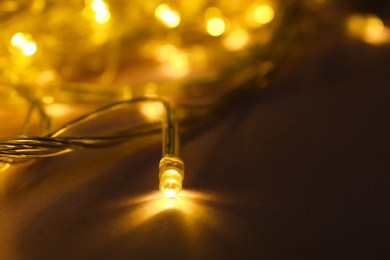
[157, 44, 178, 62]
[346, 14, 389, 44]
[42, 96, 54, 104]
[10, 33, 37, 56]
[11, 33, 26, 47]
[35, 70, 58, 85]
[224, 28, 250, 50]
[0, 1, 19, 12]
[206, 17, 226, 36]
[85, 0, 111, 24]
[0, 162, 10, 172]
[155, 4, 181, 28]
[169, 53, 189, 69]
[189, 45, 207, 67]
[253, 5, 274, 25]
[204, 7, 222, 19]
[91, 0, 107, 12]
[113, 190, 231, 237]
[159, 156, 184, 197]
[346, 14, 365, 38]
[46, 104, 71, 117]
[160, 169, 182, 197]
[363, 16, 385, 44]
[140, 101, 164, 120]
[156, 44, 189, 75]
[94, 9, 111, 24]
[21, 42, 37, 56]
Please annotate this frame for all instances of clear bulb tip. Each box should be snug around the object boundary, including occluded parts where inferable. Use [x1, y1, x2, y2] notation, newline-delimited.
[159, 156, 184, 197]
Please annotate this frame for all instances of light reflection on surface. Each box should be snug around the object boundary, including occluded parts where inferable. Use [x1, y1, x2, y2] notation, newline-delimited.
[111, 189, 240, 239]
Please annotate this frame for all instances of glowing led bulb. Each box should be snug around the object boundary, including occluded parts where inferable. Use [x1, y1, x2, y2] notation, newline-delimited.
[94, 9, 111, 24]
[247, 4, 274, 27]
[10, 32, 37, 56]
[206, 17, 226, 36]
[253, 5, 274, 25]
[224, 28, 250, 50]
[346, 14, 388, 44]
[155, 4, 181, 28]
[85, 0, 111, 24]
[362, 16, 385, 44]
[159, 155, 184, 197]
[91, 0, 107, 12]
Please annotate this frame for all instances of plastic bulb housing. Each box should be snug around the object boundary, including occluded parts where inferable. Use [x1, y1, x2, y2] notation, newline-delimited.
[159, 155, 184, 197]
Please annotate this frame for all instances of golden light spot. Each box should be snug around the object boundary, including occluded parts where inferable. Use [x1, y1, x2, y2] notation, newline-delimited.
[346, 14, 365, 38]
[94, 9, 111, 24]
[91, 31, 108, 45]
[21, 42, 37, 56]
[157, 44, 178, 62]
[11, 33, 28, 47]
[204, 7, 222, 20]
[189, 45, 207, 67]
[363, 16, 385, 43]
[91, 0, 107, 12]
[224, 28, 250, 50]
[35, 70, 58, 85]
[159, 168, 182, 197]
[144, 82, 158, 96]
[30, 0, 45, 13]
[206, 17, 226, 36]
[0, 1, 19, 12]
[253, 5, 274, 25]
[346, 14, 389, 44]
[155, 4, 181, 28]
[140, 101, 164, 120]
[156, 44, 189, 76]
[46, 104, 71, 117]
[113, 190, 231, 236]
[10, 32, 37, 56]
[0, 163, 10, 172]
[169, 53, 189, 69]
[42, 96, 54, 104]
[159, 156, 184, 197]
[85, 0, 111, 24]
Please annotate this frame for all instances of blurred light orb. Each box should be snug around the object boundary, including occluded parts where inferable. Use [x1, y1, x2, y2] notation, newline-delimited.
[253, 5, 274, 25]
[10, 32, 37, 56]
[155, 4, 181, 28]
[94, 9, 111, 24]
[346, 13, 388, 45]
[224, 28, 250, 50]
[206, 17, 226, 36]
[363, 16, 385, 41]
[1, 0, 286, 85]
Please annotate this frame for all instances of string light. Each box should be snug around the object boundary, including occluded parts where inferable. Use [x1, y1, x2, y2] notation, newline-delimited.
[2, 0, 381, 197]
[0, 0, 305, 196]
